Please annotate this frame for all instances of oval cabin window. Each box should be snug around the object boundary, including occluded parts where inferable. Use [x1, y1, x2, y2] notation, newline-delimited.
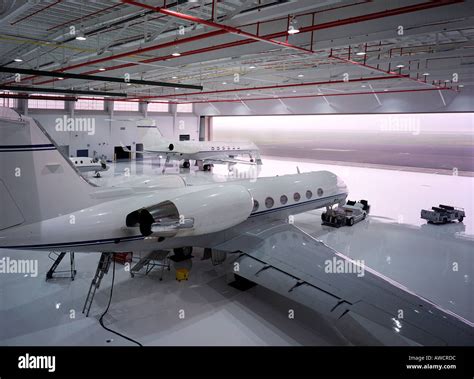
[265, 197, 274, 208]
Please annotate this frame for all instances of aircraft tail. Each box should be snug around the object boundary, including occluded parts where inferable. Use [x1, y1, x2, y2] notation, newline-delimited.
[0, 108, 95, 230]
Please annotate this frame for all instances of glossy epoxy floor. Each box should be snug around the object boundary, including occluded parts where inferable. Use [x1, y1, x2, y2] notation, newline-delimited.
[0, 157, 472, 346]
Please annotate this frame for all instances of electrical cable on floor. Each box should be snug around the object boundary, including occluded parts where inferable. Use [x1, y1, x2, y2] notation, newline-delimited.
[99, 255, 143, 347]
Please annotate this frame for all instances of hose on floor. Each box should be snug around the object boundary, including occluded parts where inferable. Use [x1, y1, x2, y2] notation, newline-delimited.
[99, 255, 143, 347]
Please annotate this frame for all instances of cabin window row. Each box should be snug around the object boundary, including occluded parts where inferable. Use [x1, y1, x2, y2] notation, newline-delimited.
[211, 146, 241, 151]
[252, 188, 324, 212]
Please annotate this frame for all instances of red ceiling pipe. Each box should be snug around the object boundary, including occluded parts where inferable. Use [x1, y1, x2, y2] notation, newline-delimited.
[6, 0, 462, 86]
[128, 76, 400, 100]
[6, 29, 227, 85]
[295, 0, 462, 36]
[238, 0, 370, 29]
[181, 87, 456, 104]
[329, 54, 456, 91]
[63, 30, 226, 71]
[121, 0, 314, 53]
[98, 0, 369, 40]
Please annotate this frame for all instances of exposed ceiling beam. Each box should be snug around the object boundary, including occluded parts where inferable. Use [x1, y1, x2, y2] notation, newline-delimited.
[0, 67, 203, 90]
[0, 93, 77, 101]
[0, 85, 127, 97]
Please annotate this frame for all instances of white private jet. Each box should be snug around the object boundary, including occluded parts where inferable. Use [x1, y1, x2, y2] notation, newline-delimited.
[69, 157, 109, 178]
[0, 108, 473, 346]
[122, 129, 262, 171]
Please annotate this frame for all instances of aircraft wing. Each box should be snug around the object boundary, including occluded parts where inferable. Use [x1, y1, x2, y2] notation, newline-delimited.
[213, 221, 474, 346]
[202, 155, 256, 165]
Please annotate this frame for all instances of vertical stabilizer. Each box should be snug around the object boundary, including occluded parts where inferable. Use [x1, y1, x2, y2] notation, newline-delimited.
[0, 109, 95, 228]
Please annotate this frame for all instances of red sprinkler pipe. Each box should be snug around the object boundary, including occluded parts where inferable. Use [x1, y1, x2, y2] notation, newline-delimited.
[329, 53, 456, 92]
[121, 0, 313, 53]
[127, 76, 399, 100]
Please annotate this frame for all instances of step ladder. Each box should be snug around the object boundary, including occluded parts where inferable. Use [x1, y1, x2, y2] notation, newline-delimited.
[82, 253, 112, 317]
[46, 252, 76, 280]
[130, 250, 170, 280]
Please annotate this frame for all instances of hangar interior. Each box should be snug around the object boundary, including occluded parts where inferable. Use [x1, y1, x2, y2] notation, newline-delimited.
[0, 0, 473, 346]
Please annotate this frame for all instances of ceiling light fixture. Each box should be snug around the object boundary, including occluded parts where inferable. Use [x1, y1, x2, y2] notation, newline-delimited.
[249, 65, 256, 69]
[298, 74, 304, 78]
[356, 52, 366, 56]
[422, 73, 430, 76]
[288, 16, 300, 35]
[14, 58, 23, 62]
[75, 33, 87, 41]
[98, 67, 106, 71]
[396, 64, 404, 68]
[171, 42, 181, 57]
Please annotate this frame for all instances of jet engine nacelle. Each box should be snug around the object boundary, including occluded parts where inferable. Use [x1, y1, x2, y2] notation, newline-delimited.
[126, 185, 253, 237]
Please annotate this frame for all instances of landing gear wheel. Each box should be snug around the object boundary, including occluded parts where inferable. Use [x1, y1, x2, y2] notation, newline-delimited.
[203, 164, 212, 172]
[183, 161, 190, 169]
[347, 217, 354, 226]
[250, 158, 254, 163]
[458, 216, 464, 222]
